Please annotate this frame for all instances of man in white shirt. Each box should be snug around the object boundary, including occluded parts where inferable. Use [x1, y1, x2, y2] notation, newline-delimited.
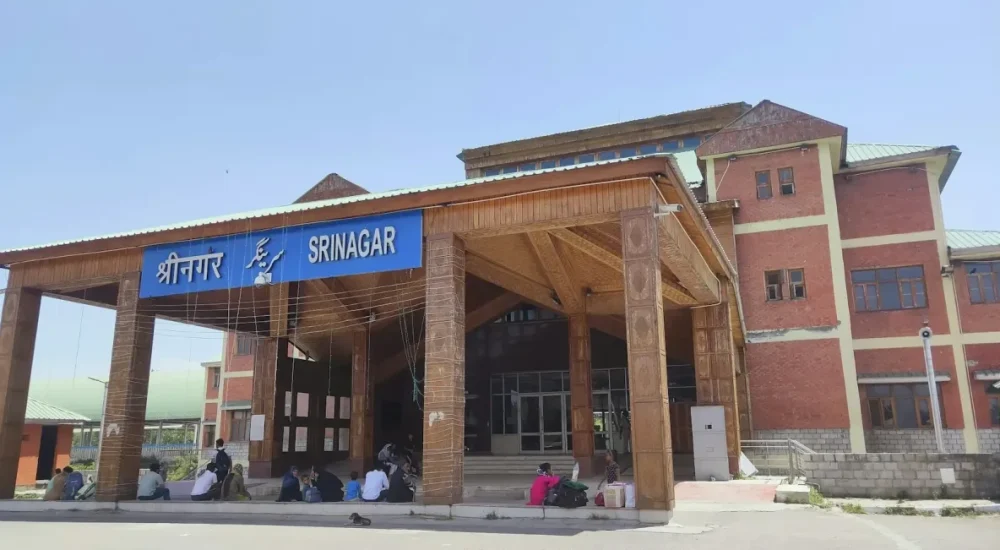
[361, 465, 389, 502]
[137, 463, 171, 500]
[191, 463, 220, 501]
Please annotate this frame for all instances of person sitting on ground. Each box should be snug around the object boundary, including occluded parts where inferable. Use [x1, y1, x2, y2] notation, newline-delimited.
[137, 462, 171, 501]
[191, 462, 220, 501]
[46, 468, 62, 493]
[344, 471, 362, 502]
[44, 468, 67, 501]
[312, 467, 344, 502]
[361, 464, 390, 502]
[376, 442, 395, 465]
[62, 466, 84, 501]
[527, 463, 560, 506]
[300, 471, 322, 503]
[221, 463, 251, 501]
[386, 461, 415, 503]
[277, 466, 303, 502]
[214, 438, 232, 485]
[604, 450, 620, 485]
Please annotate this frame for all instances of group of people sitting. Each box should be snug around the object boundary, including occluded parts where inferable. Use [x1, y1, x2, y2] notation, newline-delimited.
[135, 438, 249, 502]
[275, 459, 416, 504]
[527, 450, 621, 507]
[43, 466, 88, 501]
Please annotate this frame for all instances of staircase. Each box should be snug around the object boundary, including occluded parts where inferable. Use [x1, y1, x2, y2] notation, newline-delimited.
[463, 454, 578, 476]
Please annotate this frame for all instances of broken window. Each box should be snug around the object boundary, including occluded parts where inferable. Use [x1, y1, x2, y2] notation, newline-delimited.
[778, 167, 795, 196]
[756, 170, 772, 199]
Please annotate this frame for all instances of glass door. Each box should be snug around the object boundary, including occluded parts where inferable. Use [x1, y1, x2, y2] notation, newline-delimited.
[542, 394, 566, 452]
[519, 393, 568, 453]
[519, 395, 541, 451]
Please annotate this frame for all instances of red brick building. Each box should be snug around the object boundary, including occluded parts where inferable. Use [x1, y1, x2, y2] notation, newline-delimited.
[17, 399, 87, 487]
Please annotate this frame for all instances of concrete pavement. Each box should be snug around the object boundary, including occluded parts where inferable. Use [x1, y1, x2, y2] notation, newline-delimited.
[2, 507, 998, 549]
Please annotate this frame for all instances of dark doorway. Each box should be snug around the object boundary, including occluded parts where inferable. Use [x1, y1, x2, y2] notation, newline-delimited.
[36, 426, 59, 481]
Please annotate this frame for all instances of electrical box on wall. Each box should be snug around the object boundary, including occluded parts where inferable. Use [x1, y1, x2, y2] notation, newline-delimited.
[691, 405, 729, 481]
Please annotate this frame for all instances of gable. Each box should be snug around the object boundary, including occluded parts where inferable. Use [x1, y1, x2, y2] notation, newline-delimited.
[295, 173, 368, 204]
[697, 100, 846, 158]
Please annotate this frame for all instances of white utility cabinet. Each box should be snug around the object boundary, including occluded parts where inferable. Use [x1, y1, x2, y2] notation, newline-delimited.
[691, 405, 729, 481]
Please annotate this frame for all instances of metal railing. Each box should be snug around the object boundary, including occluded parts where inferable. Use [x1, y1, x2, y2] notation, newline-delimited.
[71, 444, 201, 463]
[740, 439, 815, 482]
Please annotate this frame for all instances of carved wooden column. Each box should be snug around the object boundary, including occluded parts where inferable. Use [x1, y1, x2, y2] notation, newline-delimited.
[249, 283, 289, 479]
[620, 208, 674, 512]
[736, 346, 752, 441]
[568, 312, 597, 473]
[96, 272, 155, 502]
[0, 285, 42, 499]
[349, 327, 374, 473]
[422, 233, 465, 505]
[692, 299, 741, 474]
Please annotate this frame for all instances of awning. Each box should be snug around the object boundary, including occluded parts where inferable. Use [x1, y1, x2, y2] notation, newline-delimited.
[857, 371, 951, 384]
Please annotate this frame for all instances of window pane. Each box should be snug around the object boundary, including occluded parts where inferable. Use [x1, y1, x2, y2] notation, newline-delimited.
[339, 396, 351, 419]
[491, 375, 502, 395]
[778, 168, 794, 183]
[970, 283, 983, 304]
[296, 393, 309, 417]
[879, 283, 901, 309]
[578, 153, 595, 163]
[325, 396, 336, 419]
[983, 282, 996, 303]
[284, 391, 293, 417]
[619, 147, 637, 157]
[565, 395, 572, 432]
[294, 427, 307, 452]
[519, 163, 537, 172]
[491, 395, 504, 435]
[990, 397, 999, 426]
[639, 144, 657, 155]
[852, 270, 876, 283]
[916, 398, 931, 427]
[897, 266, 924, 278]
[966, 262, 990, 274]
[765, 271, 783, 285]
[505, 395, 519, 433]
[789, 269, 804, 283]
[609, 368, 627, 390]
[282, 426, 290, 452]
[896, 395, 917, 428]
[853, 286, 867, 310]
[324, 428, 335, 452]
[682, 137, 701, 148]
[757, 185, 772, 199]
[756, 171, 770, 185]
[520, 397, 540, 432]
[781, 183, 795, 196]
[519, 373, 539, 393]
[559, 157, 575, 167]
[521, 435, 541, 451]
[540, 372, 562, 392]
[501, 166, 517, 174]
[597, 151, 615, 161]
[662, 141, 679, 151]
[868, 400, 883, 427]
[540, 160, 556, 169]
[504, 374, 518, 394]
[867, 385, 891, 397]
[338, 427, 350, 451]
[892, 385, 913, 398]
[592, 370, 610, 391]
[483, 168, 501, 177]
[881, 400, 894, 425]
[877, 269, 898, 282]
[914, 384, 930, 396]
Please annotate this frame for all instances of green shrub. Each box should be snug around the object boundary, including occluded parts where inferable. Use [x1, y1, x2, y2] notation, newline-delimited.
[840, 503, 866, 514]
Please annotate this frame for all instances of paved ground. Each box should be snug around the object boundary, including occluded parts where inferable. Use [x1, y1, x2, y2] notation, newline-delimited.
[2, 507, 998, 549]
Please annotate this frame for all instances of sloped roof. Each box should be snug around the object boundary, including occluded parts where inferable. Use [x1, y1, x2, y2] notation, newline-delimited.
[845, 144, 937, 164]
[697, 100, 846, 158]
[25, 398, 89, 424]
[29, 369, 205, 422]
[946, 229, 1000, 250]
[0, 153, 698, 258]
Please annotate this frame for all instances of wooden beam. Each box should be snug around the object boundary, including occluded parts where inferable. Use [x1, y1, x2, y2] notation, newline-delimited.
[657, 214, 721, 304]
[526, 231, 582, 312]
[309, 278, 366, 326]
[465, 254, 564, 314]
[552, 227, 698, 307]
[585, 292, 624, 315]
[461, 211, 619, 240]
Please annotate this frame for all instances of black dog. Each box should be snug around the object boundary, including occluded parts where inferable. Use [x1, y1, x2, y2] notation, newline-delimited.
[349, 513, 372, 526]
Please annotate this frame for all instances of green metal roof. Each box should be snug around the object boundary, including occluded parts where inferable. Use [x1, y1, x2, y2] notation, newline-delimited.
[29, 369, 205, 423]
[25, 398, 90, 424]
[946, 229, 1000, 250]
[845, 144, 937, 164]
[0, 153, 698, 257]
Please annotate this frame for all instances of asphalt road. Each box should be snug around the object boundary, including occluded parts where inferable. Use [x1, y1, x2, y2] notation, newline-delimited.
[1, 508, 997, 549]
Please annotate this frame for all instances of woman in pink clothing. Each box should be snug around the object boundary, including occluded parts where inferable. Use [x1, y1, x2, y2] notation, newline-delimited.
[527, 462, 560, 506]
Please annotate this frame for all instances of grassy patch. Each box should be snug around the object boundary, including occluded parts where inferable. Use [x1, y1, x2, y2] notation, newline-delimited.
[839, 503, 866, 514]
[14, 492, 41, 500]
[809, 487, 832, 509]
[940, 507, 983, 518]
[484, 511, 509, 520]
[884, 506, 934, 517]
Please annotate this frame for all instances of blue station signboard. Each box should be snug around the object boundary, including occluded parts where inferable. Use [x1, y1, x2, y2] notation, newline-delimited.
[139, 210, 423, 298]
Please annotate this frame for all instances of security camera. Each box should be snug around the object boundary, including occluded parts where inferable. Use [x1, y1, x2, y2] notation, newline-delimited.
[919, 327, 933, 339]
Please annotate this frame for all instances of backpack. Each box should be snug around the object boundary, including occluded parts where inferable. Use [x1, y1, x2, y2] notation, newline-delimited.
[546, 478, 589, 509]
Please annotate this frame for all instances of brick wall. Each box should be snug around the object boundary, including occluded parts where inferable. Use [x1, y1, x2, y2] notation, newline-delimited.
[855, 346, 964, 429]
[865, 429, 966, 453]
[754, 428, 850, 452]
[953, 261, 1000, 333]
[204, 367, 219, 400]
[203, 403, 217, 422]
[803, 452, 1000, 499]
[978, 429, 1000, 453]
[16, 424, 41, 486]
[746, 339, 850, 429]
[224, 377, 253, 403]
[735, 226, 837, 331]
[718, 147, 825, 224]
[843, 241, 950, 339]
[965, 344, 1000, 427]
[834, 166, 935, 240]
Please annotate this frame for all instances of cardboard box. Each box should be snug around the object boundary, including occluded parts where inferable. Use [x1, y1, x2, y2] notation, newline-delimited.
[604, 483, 626, 508]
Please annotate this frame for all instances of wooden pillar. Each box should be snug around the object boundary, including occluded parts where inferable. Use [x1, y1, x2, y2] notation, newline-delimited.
[248, 283, 290, 479]
[736, 346, 752, 441]
[620, 208, 674, 512]
[0, 286, 42, 499]
[96, 273, 155, 502]
[568, 312, 597, 473]
[422, 233, 465, 505]
[349, 328, 373, 473]
[692, 299, 741, 474]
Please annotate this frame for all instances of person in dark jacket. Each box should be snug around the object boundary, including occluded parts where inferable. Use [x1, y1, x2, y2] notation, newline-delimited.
[277, 466, 303, 502]
[312, 467, 344, 502]
[214, 439, 232, 485]
[386, 462, 415, 503]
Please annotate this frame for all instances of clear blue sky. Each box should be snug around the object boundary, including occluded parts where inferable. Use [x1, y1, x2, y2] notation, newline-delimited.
[1, 1, 997, 385]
